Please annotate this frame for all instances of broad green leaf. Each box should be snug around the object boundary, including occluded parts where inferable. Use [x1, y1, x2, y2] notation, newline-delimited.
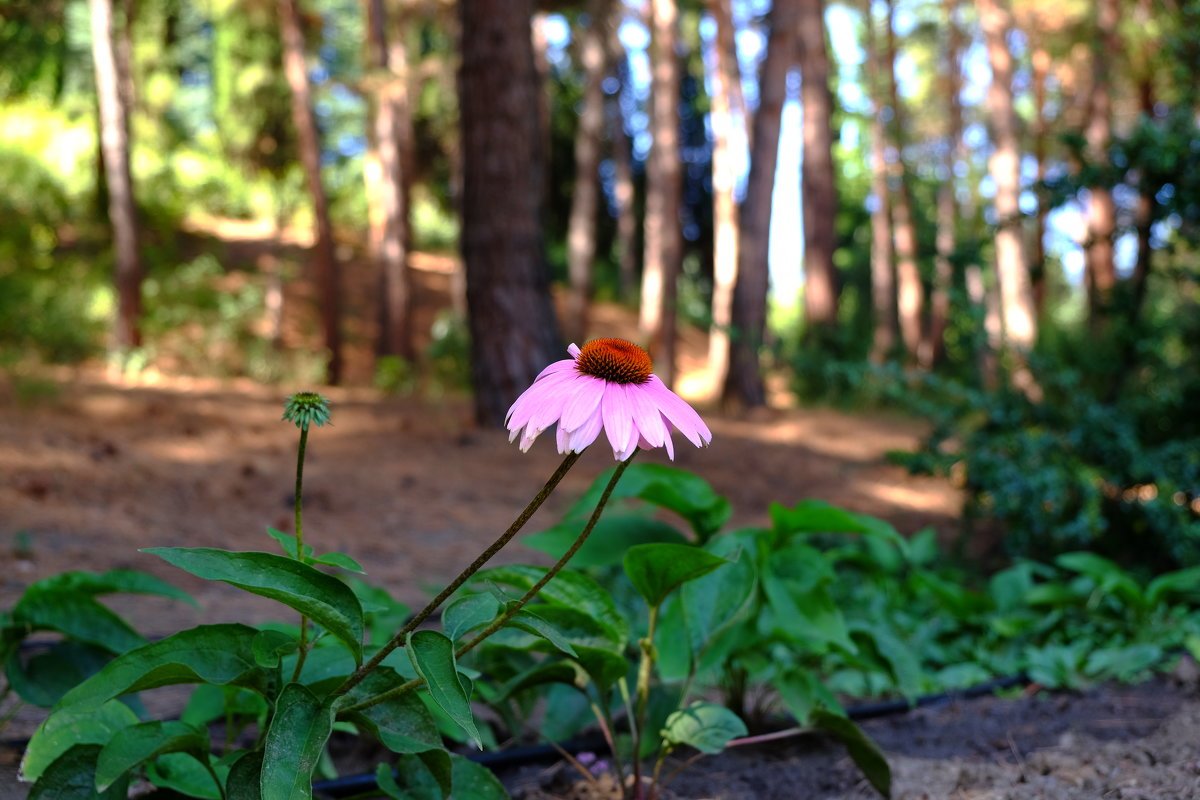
[443, 593, 499, 642]
[1146, 565, 1200, 606]
[28, 744, 130, 800]
[226, 751, 264, 800]
[312, 552, 366, 573]
[562, 463, 732, 538]
[572, 645, 630, 690]
[678, 538, 756, 655]
[342, 668, 446, 755]
[148, 752, 230, 799]
[347, 577, 411, 645]
[776, 669, 844, 724]
[473, 565, 627, 645]
[261, 684, 336, 800]
[5, 640, 113, 707]
[12, 592, 146, 655]
[266, 527, 309, 559]
[21, 700, 139, 782]
[407, 630, 481, 748]
[22, 569, 195, 606]
[144, 548, 364, 662]
[1084, 643, 1163, 682]
[507, 609, 580, 657]
[55, 624, 273, 713]
[523, 516, 689, 567]
[811, 709, 890, 798]
[252, 630, 298, 668]
[373, 753, 450, 800]
[448, 754, 510, 800]
[989, 562, 1037, 611]
[769, 500, 872, 536]
[624, 543, 731, 608]
[1055, 552, 1144, 609]
[487, 605, 620, 655]
[660, 702, 747, 754]
[95, 720, 209, 792]
[498, 662, 584, 700]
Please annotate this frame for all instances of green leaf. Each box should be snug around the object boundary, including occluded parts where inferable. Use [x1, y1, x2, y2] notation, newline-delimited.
[374, 753, 449, 800]
[341, 668, 446, 756]
[562, 463, 732, 538]
[473, 565, 627, 646]
[267, 527, 309, 560]
[449, 754, 510, 800]
[261, 684, 336, 800]
[311, 552, 366, 573]
[811, 709, 891, 798]
[226, 751, 264, 800]
[624, 543, 731, 608]
[442, 593, 499, 642]
[661, 702, 747, 755]
[347, 578, 411, 645]
[95, 720, 209, 792]
[55, 624, 273, 713]
[678, 538, 756, 655]
[28, 744, 130, 800]
[776, 669, 844, 724]
[407, 630, 481, 749]
[12, 592, 146, 655]
[523, 516, 689, 567]
[498, 662, 584, 700]
[252, 629, 298, 668]
[21, 701, 139, 783]
[507, 609, 579, 657]
[5, 640, 112, 707]
[23, 569, 195, 606]
[144, 548, 364, 663]
[1146, 565, 1200, 606]
[1055, 552, 1145, 609]
[770, 500, 873, 536]
[148, 752, 231, 800]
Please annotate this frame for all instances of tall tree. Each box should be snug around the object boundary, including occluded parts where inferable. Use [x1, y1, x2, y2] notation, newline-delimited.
[885, 0, 925, 364]
[1083, 0, 1119, 328]
[797, 0, 839, 339]
[977, 0, 1038, 378]
[364, 0, 416, 361]
[724, 1, 796, 408]
[279, 0, 343, 384]
[605, 17, 638, 302]
[564, 0, 611, 343]
[640, 0, 683, 387]
[928, 0, 963, 366]
[705, 0, 746, 394]
[1029, 27, 1050, 318]
[865, 0, 896, 364]
[90, 0, 143, 352]
[459, 0, 562, 424]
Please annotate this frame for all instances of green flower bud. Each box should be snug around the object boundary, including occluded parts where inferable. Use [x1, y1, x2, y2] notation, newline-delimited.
[282, 391, 332, 430]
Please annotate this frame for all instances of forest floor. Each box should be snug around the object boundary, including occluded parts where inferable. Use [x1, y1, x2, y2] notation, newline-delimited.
[1, 248, 1197, 797]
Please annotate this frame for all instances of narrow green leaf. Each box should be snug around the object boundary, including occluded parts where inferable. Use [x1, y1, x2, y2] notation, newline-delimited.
[624, 543, 731, 608]
[811, 709, 891, 798]
[406, 630, 481, 749]
[261, 684, 336, 800]
[312, 552, 366, 573]
[95, 720, 209, 792]
[442, 593, 499, 642]
[28, 744, 130, 800]
[144, 548, 364, 662]
[266, 527, 309, 560]
[55, 624, 273, 713]
[21, 701, 139, 783]
[508, 609, 578, 657]
[498, 662, 584, 700]
[661, 702, 747, 754]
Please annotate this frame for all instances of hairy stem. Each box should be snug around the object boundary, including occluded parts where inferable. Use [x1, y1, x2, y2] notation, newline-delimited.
[291, 424, 310, 682]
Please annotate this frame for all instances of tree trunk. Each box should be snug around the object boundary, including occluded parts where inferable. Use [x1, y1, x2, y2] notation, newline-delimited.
[1084, 0, 1119, 329]
[928, 0, 962, 367]
[977, 0, 1038, 395]
[460, 0, 562, 425]
[705, 0, 746, 395]
[797, 0, 839, 339]
[865, 0, 895, 364]
[723, 0, 796, 408]
[564, 0, 610, 343]
[605, 19, 638, 302]
[640, 0, 683, 387]
[90, 0, 143, 352]
[885, 0, 924, 364]
[280, 0, 343, 384]
[1030, 33, 1050, 319]
[365, 0, 415, 361]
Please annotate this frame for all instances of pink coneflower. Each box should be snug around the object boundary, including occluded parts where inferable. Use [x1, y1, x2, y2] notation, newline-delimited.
[506, 338, 712, 461]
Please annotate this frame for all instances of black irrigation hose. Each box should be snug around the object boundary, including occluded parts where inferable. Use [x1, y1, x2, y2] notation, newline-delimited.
[309, 672, 1032, 799]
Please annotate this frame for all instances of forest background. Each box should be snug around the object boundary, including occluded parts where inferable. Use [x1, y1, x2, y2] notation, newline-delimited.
[0, 0, 1198, 573]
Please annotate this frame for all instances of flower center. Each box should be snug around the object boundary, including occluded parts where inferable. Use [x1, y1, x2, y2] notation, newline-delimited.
[575, 338, 653, 384]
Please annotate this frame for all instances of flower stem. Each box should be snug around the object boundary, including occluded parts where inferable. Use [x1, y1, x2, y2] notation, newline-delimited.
[291, 424, 311, 683]
[340, 453, 636, 713]
[333, 450, 584, 698]
[630, 601, 660, 800]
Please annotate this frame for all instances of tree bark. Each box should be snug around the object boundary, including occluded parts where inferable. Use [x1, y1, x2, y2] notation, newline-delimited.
[797, 0, 839, 339]
[723, 1, 796, 408]
[885, 0, 925, 364]
[365, 0, 415, 361]
[564, 0, 610, 343]
[705, 0, 746, 395]
[865, 0, 895, 364]
[280, 0, 343, 384]
[640, 0, 683, 387]
[90, 0, 143, 352]
[1084, 0, 1119, 329]
[928, 0, 963, 367]
[1030, 32, 1050, 319]
[605, 18, 638, 302]
[460, 0, 562, 425]
[977, 0, 1038, 394]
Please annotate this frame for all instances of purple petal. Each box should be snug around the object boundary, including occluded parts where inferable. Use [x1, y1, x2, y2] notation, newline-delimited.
[556, 420, 571, 453]
[627, 383, 667, 447]
[614, 414, 640, 461]
[559, 376, 605, 431]
[643, 376, 712, 448]
[601, 383, 633, 458]
[567, 405, 604, 452]
[567, 343, 582, 358]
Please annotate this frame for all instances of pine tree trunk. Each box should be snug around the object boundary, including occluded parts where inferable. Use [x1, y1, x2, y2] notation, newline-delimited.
[564, 0, 610, 344]
[865, 0, 895, 364]
[705, 0, 745, 395]
[90, 0, 143, 352]
[605, 20, 638, 302]
[885, 0, 924, 364]
[280, 0, 343, 384]
[460, 0, 562, 425]
[928, 0, 962, 367]
[797, 0, 839, 338]
[723, 0, 795, 408]
[640, 0, 682, 387]
[365, 0, 415, 361]
[1084, 0, 1119, 329]
[1030, 34, 1050, 319]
